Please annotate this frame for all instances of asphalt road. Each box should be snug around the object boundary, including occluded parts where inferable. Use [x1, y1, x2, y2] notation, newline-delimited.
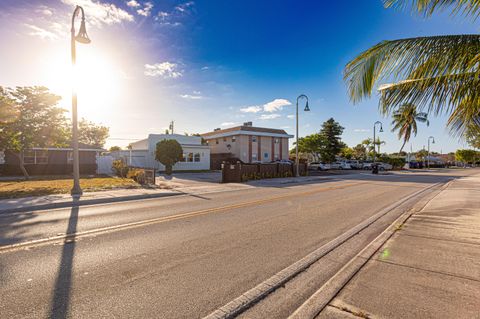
[0, 169, 471, 319]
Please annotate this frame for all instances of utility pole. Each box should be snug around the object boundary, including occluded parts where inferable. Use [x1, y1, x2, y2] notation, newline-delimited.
[169, 121, 174, 134]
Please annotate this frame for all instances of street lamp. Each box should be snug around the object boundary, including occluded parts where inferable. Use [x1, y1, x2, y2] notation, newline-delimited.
[70, 5, 91, 197]
[295, 94, 310, 177]
[427, 136, 435, 169]
[373, 121, 383, 164]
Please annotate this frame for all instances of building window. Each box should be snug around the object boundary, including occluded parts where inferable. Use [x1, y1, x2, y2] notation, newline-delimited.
[215, 139, 219, 145]
[23, 150, 35, 164]
[187, 153, 194, 162]
[194, 153, 200, 162]
[252, 153, 258, 161]
[264, 152, 269, 159]
[274, 138, 280, 144]
[232, 136, 236, 142]
[274, 155, 279, 161]
[24, 150, 48, 164]
[223, 137, 227, 142]
[252, 136, 257, 143]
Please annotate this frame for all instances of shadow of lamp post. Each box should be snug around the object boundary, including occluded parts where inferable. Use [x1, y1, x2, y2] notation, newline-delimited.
[295, 94, 310, 177]
[70, 5, 91, 197]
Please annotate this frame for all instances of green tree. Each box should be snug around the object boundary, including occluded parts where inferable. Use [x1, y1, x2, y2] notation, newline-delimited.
[109, 146, 121, 152]
[155, 139, 183, 175]
[78, 118, 109, 148]
[0, 86, 68, 179]
[465, 125, 480, 149]
[339, 147, 354, 159]
[455, 149, 478, 163]
[295, 133, 324, 160]
[353, 143, 367, 160]
[343, 0, 480, 135]
[318, 118, 344, 163]
[391, 103, 429, 152]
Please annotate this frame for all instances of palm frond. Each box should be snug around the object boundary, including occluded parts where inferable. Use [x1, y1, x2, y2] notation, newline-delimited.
[344, 34, 480, 103]
[383, 0, 480, 19]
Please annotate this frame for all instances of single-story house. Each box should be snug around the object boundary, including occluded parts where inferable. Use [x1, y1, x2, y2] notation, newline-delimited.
[201, 122, 293, 168]
[110, 134, 210, 171]
[0, 143, 103, 176]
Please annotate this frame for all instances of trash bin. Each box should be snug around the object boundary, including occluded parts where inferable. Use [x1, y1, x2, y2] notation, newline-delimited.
[372, 163, 379, 174]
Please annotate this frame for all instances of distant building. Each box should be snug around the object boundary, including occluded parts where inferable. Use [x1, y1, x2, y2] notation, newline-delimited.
[201, 122, 293, 167]
[111, 134, 210, 171]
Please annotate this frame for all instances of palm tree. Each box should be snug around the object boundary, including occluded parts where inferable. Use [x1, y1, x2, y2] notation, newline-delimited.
[344, 0, 480, 136]
[391, 103, 429, 152]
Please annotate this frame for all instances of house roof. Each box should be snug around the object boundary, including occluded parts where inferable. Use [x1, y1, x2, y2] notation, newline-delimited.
[201, 125, 290, 138]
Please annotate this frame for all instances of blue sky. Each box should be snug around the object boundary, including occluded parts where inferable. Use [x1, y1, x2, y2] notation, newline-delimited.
[0, 0, 478, 152]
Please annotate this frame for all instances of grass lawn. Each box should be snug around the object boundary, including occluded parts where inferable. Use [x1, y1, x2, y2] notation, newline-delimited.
[0, 176, 141, 199]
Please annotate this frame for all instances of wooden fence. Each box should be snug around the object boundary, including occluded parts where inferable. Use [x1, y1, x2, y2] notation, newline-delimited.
[221, 162, 307, 183]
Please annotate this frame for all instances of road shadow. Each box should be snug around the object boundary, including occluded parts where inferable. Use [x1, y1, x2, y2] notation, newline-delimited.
[49, 201, 79, 319]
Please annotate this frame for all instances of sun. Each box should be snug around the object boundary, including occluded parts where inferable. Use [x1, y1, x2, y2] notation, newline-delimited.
[43, 47, 122, 122]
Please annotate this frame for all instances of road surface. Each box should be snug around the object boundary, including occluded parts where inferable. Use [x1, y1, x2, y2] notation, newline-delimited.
[0, 169, 471, 318]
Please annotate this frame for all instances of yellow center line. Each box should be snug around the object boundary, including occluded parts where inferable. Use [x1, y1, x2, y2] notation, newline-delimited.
[0, 181, 365, 253]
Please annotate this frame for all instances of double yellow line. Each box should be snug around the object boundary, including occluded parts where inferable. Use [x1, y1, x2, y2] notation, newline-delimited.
[0, 181, 363, 254]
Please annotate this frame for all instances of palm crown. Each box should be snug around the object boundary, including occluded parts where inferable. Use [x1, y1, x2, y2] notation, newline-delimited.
[344, 0, 480, 135]
[391, 103, 429, 152]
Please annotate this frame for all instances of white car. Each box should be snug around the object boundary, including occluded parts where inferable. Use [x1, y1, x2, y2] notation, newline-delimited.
[308, 162, 329, 171]
[339, 161, 352, 170]
[363, 162, 392, 171]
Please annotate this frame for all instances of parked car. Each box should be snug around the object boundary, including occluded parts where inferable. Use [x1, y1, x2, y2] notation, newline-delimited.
[274, 159, 293, 165]
[362, 161, 373, 170]
[330, 162, 341, 169]
[308, 162, 329, 171]
[338, 161, 352, 170]
[346, 160, 362, 169]
[377, 162, 393, 171]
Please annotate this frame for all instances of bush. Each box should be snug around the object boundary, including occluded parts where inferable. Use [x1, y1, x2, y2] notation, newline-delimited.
[112, 160, 129, 177]
[127, 168, 146, 184]
[379, 156, 405, 169]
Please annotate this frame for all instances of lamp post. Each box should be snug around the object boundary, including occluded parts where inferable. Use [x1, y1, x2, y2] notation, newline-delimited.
[372, 121, 383, 163]
[427, 136, 435, 169]
[70, 5, 91, 197]
[295, 94, 310, 177]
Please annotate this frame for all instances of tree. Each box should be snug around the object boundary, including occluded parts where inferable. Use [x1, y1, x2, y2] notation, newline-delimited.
[353, 143, 367, 160]
[318, 118, 344, 163]
[374, 137, 386, 154]
[0, 86, 68, 178]
[455, 149, 478, 164]
[339, 147, 354, 159]
[155, 139, 183, 175]
[78, 118, 109, 148]
[465, 125, 480, 149]
[391, 103, 429, 152]
[109, 146, 121, 152]
[295, 133, 324, 160]
[343, 0, 480, 135]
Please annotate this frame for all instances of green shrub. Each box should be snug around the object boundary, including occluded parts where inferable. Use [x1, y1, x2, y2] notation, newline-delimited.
[112, 160, 129, 177]
[127, 168, 146, 184]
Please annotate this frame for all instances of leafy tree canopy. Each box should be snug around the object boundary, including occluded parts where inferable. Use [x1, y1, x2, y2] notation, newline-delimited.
[78, 118, 109, 148]
[155, 139, 183, 175]
[318, 118, 344, 163]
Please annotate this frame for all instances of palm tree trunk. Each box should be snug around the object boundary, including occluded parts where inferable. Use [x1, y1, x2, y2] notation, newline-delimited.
[399, 139, 407, 153]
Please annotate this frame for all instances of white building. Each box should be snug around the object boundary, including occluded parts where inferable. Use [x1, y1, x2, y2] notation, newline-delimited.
[111, 134, 210, 171]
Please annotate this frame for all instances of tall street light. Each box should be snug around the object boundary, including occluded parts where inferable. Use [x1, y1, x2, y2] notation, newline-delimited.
[427, 136, 435, 169]
[71, 5, 91, 197]
[295, 94, 310, 177]
[373, 121, 383, 163]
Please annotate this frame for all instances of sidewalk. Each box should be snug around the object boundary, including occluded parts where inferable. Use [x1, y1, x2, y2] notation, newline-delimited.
[318, 173, 480, 318]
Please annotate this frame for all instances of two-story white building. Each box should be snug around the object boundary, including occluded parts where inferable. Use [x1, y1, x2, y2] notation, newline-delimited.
[111, 134, 210, 171]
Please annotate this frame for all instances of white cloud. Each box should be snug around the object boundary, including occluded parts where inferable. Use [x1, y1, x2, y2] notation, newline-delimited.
[61, 0, 134, 27]
[240, 106, 262, 113]
[137, 2, 153, 16]
[259, 114, 281, 120]
[180, 93, 203, 100]
[221, 122, 235, 127]
[144, 62, 183, 78]
[354, 129, 370, 133]
[287, 114, 295, 119]
[157, 11, 169, 20]
[263, 98, 291, 112]
[175, 1, 194, 13]
[126, 0, 140, 7]
[36, 5, 54, 16]
[24, 24, 58, 40]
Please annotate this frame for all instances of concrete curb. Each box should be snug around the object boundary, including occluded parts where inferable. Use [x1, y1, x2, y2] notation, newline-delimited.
[203, 182, 442, 319]
[0, 191, 181, 215]
[288, 180, 453, 319]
